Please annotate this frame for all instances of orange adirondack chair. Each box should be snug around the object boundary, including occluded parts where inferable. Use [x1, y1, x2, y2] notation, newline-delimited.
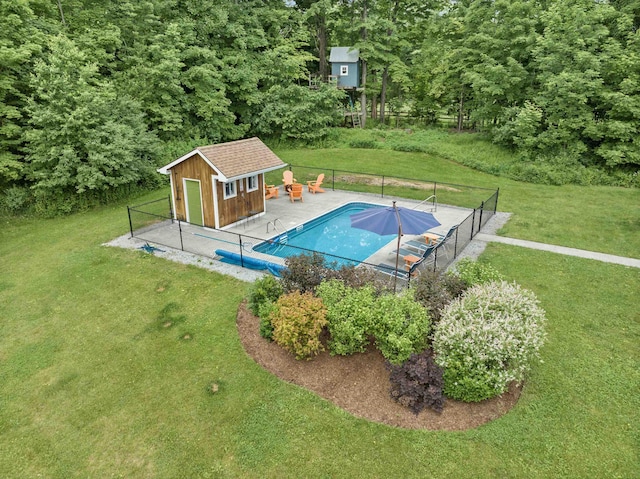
[264, 183, 278, 200]
[282, 170, 296, 194]
[307, 173, 325, 194]
[290, 183, 303, 203]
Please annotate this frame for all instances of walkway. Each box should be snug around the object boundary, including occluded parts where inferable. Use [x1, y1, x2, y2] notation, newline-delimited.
[475, 233, 640, 268]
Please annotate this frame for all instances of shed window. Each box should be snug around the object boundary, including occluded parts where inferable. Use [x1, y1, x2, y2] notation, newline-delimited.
[224, 180, 237, 199]
[340, 65, 348, 76]
[246, 175, 258, 192]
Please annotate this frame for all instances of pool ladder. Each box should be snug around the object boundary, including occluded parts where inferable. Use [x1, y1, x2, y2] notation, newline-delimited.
[267, 219, 288, 253]
[266, 218, 285, 234]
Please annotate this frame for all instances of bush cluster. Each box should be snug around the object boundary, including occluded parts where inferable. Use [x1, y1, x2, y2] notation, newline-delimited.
[387, 349, 444, 414]
[270, 291, 327, 360]
[433, 281, 547, 402]
[280, 252, 387, 295]
[247, 255, 547, 409]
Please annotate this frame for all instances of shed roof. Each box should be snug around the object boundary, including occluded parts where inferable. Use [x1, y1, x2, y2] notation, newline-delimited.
[329, 47, 359, 63]
[158, 137, 286, 181]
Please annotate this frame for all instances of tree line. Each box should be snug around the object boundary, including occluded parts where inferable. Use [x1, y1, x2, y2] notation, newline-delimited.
[1, 0, 638, 214]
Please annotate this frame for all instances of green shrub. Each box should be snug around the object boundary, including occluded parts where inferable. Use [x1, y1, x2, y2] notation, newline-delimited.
[270, 291, 327, 360]
[258, 301, 278, 341]
[281, 254, 388, 295]
[248, 275, 283, 316]
[412, 270, 467, 325]
[0, 186, 32, 214]
[372, 291, 431, 365]
[387, 349, 445, 414]
[316, 280, 377, 356]
[390, 142, 426, 153]
[452, 258, 504, 287]
[349, 139, 379, 149]
[280, 252, 329, 294]
[433, 281, 547, 402]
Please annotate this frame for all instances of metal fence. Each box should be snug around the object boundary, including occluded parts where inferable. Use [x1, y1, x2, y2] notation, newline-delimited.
[127, 174, 498, 287]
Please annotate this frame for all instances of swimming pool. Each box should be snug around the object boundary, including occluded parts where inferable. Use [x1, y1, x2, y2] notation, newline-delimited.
[253, 202, 396, 267]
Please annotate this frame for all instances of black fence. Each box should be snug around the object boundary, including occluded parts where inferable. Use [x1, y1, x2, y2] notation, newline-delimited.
[127, 173, 498, 287]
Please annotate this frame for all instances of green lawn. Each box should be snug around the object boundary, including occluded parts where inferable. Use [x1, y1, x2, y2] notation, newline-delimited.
[1, 145, 638, 478]
[272, 148, 640, 259]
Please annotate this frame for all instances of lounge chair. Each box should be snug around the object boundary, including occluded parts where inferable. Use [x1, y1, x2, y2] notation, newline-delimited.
[307, 173, 325, 194]
[282, 170, 296, 194]
[374, 263, 409, 280]
[290, 183, 303, 203]
[264, 183, 279, 200]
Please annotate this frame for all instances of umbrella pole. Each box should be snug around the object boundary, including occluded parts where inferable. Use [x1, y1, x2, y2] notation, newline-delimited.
[393, 201, 403, 293]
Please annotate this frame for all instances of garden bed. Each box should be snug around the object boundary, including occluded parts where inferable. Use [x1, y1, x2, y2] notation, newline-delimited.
[237, 301, 522, 431]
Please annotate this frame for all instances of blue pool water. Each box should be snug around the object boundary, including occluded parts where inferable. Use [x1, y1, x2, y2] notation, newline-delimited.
[254, 202, 396, 267]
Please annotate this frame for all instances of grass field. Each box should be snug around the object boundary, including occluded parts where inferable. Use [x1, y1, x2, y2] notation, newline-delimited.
[1, 142, 638, 478]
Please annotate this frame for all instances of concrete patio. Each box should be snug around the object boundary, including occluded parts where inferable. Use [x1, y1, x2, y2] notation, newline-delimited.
[130, 185, 474, 277]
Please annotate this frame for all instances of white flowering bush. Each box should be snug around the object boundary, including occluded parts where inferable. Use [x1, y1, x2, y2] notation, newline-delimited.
[433, 281, 547, 402]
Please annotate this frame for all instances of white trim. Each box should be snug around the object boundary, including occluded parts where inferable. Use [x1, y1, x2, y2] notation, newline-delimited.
[157, 149, 288, 182]
[340, 65, 348, 76]
[158, 150, 225, 178]
[169, 172, 178, 221]
[223, 180, 237, 200]
[246, 174, 259, 192]
[212, 175, 220, 229]
[183, 178, 204, 225]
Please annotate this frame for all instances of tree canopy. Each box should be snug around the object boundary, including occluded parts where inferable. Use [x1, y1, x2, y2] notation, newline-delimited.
[1, 0, 638, 213]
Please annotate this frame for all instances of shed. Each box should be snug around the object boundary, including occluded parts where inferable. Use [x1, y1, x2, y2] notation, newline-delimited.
[329, 47, 360, 89]
[158, 137, 286, 229]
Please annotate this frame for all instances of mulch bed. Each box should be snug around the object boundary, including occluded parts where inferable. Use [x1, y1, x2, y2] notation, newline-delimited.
[237, 301, 522, 431]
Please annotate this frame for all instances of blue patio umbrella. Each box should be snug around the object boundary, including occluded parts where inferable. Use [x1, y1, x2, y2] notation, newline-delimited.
[350, 201, 441, 290]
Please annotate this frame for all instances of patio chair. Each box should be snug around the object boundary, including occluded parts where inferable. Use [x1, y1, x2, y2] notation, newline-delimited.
[264, 183, 279, 200]
[307, 173, 325, 194]
[290, 183, 303, 203]
[282, 170, 296, 194]
[374, 263, 410, 280]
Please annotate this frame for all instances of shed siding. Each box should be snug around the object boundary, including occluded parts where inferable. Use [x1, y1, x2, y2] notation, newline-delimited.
[170, 152, 265, 228]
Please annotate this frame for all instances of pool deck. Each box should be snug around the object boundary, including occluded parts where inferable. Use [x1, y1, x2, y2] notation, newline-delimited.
[129, 186, 473, 277]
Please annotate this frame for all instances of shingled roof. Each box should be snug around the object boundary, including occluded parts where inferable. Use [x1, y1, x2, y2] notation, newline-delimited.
[158, 137, 286, 181]
[329, 47, 359, 63]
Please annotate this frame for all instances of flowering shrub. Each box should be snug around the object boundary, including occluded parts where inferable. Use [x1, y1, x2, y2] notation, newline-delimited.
[270, 291, 327, 360]
[372, 291, 431, 365]
[316, 279, 376, 356]
[433, 281, 546, 402]
[387, 349, 445, 414]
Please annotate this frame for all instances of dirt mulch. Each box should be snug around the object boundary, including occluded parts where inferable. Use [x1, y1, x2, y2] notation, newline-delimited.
[237, 302, 521, 431]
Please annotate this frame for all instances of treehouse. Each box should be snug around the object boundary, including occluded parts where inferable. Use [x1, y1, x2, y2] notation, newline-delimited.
[329, 47, 360, 89]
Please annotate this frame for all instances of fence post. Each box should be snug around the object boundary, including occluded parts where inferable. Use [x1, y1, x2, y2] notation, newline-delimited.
[494, 188, 500, 213]
[178, 220, 184, 251]
[239, 235, 245, 267]
[332, 169, 335, 191]
[381, 176, 385, 197]
[470, 209, 477, 240]
[478, 201, 485, 231]
[127, 206, 134, 238]
[453, 228, 459, 258]
[167, 195, 173, 224]
[433, 182, 437, 200]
